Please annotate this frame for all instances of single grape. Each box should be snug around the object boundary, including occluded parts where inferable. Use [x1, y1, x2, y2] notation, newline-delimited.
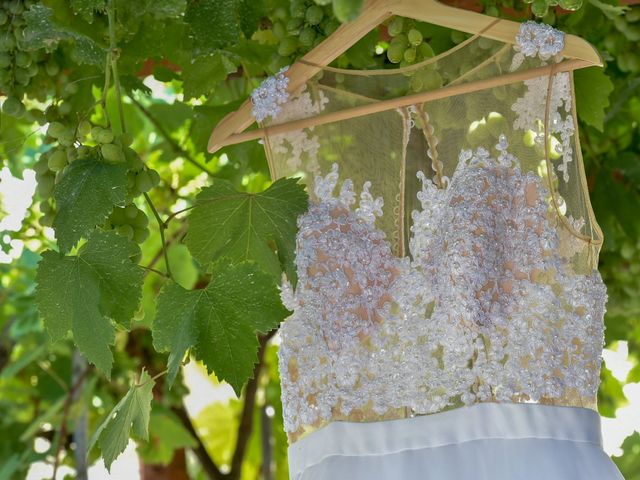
[418, 42, 435, 59]
[387, 17, 404, 37]
[286, 17, 304, 34]
[404, 47, 417, 63]
[47, 149, 67, 172]
[125, 148, 144, 171]
[101, 143, 125, 164]
[322, 19, 339, 36]
[2, 96, 24, 117]
[278, 37, 299, 56]
[131, 210, 149, 229]
[77, 119, 91, 137]
[124, 203, 139, 220]
[273, 6, 288, 19]
[407, 29, 423, 47]
[97, 128, 115, 144]
[135, 170, 154, 193]
[333, 0, 363, 22]
[47, 122, 66, 139]
[0, 34, 15, 52]
[132, 227, 149, 244]
[0, 11, 7, 26]
[0, 52, 11, 68]
[299, 27, 317, 47]
[147, 168, 160, 188]
[14, 67, 30, 86]
[58, 129, 76, 147]
[15, 51, 31, 68]
[387, 42, 405, 63]
[272, 21, 286, 40]
[531, 0, 549, 17]
[110, 207, 126, 225]
[290, 0, 306, 18]
[115, 224, 134, 240]
[558, 0, 582, 11]
[306, 5, 324, 25]
[45, 60, 59, 76]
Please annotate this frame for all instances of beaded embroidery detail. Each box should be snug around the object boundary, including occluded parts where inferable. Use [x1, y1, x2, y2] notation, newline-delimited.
[278, 136, 607, 436]
[510, 21, 565, 71]
[511, 72, 575, 182]
[267, 85, 329, 175]
[251, 66, 290, 122]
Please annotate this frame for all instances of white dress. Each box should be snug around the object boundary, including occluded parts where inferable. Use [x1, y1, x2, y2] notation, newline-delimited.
[253, 20, 623, 480]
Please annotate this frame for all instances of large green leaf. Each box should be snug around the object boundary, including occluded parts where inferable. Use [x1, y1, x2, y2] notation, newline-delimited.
[53, 155, 128, 253]
[35, 230, 143, 376]
[574, 67, 614, 131]
[185, 177, 308, 284]
[153, 259, 290, 394]
[89, 370, 155, 471]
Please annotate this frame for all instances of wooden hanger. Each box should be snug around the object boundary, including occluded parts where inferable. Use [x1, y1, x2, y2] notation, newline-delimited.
[208, 0, 603, 153]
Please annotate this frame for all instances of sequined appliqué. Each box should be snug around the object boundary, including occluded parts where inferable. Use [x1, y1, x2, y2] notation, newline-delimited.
[251, 66, 290, 122]
[278, 136, 607, 438]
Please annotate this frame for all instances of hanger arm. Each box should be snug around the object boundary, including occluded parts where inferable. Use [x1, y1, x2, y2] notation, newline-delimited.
[389, 0, 602, 66]
[208, 0, 393, 153]
[208, 0, 602, 154]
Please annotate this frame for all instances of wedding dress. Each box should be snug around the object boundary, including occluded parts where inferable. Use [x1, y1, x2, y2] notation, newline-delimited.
[252, 20, 624, 479]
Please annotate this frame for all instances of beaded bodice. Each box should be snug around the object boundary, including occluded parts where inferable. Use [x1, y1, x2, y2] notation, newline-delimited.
[254, 21, 608, 442]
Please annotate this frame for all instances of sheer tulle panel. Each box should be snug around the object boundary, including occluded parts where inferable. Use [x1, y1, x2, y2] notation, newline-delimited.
[262, 32, 608, 443]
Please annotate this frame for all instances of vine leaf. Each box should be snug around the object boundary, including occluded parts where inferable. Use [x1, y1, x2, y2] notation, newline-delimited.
[22, 4, 106, 65]
[88, 370, 155, 471]
[53, 155, 128, 253]
[36, 230, 143, 377]
[574, 67, 614, 132]
[185, 0, 241, 55]
[182, 52, 237, 100]
[153, 259, 290, 394]
[185, 177, 308, 285]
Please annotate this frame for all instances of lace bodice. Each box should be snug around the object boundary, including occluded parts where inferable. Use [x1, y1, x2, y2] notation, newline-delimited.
[255, 21, 608, 442]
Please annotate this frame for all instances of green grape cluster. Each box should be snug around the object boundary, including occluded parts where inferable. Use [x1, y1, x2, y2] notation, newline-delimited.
[106, 203, 150, 244]
[0, 0, 68, 119]
[522, 0, 583, 18]
[269, 0, 339, 67]
[605, 7, 640, 73]
[34, 114, 160, 245]
[384, 17, 444, 92]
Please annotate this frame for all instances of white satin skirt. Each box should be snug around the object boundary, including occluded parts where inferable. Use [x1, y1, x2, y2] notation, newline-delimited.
[288, 402, 624, 479]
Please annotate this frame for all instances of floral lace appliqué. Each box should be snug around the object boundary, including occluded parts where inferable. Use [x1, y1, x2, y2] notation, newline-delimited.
[510, 21, 565, 72]
[511, 72, 575, 182]
[251, 66, 290, 122]
[267, 85, 329, 175]
[278, 137, 608, 437]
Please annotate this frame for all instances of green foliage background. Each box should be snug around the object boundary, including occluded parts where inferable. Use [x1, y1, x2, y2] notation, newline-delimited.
[0, 0, 639, 478]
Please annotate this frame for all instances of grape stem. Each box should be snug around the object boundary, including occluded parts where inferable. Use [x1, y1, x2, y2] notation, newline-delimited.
[144, 192, 174, 280]
[107, 0, 126, 134]
[140, 264, 169, 278]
